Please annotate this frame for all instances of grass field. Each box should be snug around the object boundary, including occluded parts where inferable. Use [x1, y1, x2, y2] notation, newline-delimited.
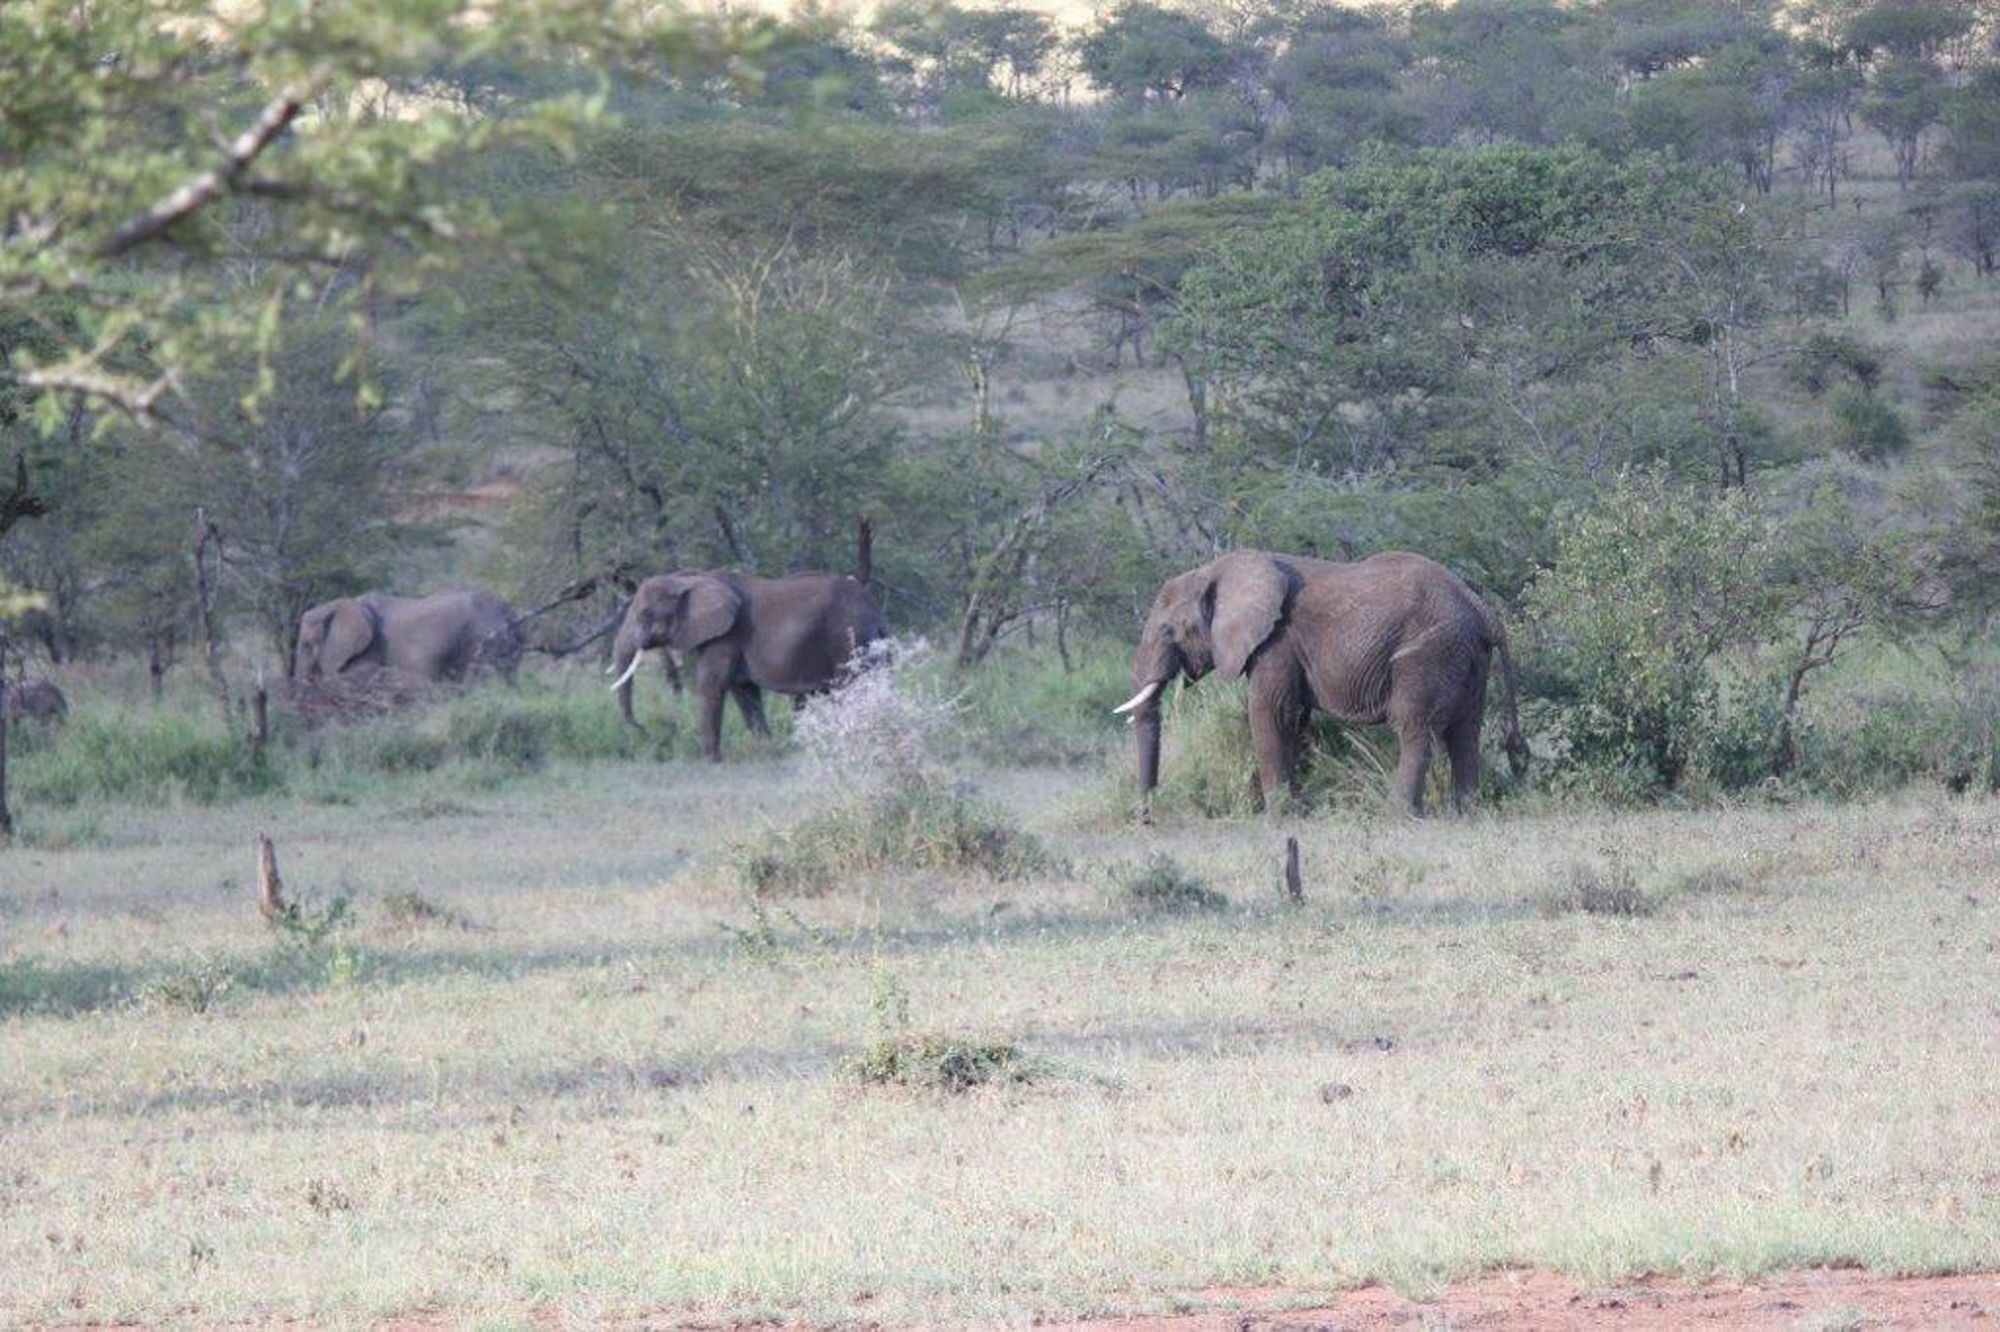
[4, 716, 1999, 1324]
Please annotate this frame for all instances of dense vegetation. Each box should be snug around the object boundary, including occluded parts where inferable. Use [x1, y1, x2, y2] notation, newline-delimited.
[9, 0, 2000, 809]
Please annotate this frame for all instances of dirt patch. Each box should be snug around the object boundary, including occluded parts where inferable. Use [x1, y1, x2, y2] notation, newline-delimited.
[1050, 1270, 2000, 1331]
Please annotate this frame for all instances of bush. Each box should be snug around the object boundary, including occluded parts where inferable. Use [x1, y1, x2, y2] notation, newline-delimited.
[1829, 385, 1911, 461]
[840, 1033, 1038, 1092]
[1526, 473, 1786, 797]
[19, 707, 277, 805]
[738, 786, 1056, 892]
[1116, 853, 1228, 913]
[135, 956, 237, 1014]
[1538, 861, 1656, 918]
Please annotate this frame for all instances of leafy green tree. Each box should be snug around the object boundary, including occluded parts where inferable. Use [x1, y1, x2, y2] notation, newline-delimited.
[1626, 39, 1793, 192]
[0, 0, 749, 426]
[1079, 4, 1236, 103]
[1403, 0, 1615, 147]
[1266, 8, 1415, 178]
[1841, 0, 1976, 61]
[1862, 58, 1947, 189]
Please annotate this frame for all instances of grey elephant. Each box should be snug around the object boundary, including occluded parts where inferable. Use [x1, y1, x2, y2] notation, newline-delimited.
[609, 570, 887, 760]
[293, 590, 523, 689]
[1, 679, 67, 724]
[1115, 550, 1528, 815]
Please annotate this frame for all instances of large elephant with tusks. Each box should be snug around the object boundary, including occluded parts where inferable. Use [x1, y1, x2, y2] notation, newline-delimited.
[609, 570, 887, 760]
[1116, 550, 1528, 815]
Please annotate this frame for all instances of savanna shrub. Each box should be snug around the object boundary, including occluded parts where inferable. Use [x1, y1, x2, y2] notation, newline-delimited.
[1116, 853, 1228, 913]
[1526, 474, 1786, 798]
[741, 640, 1055, 888]
[1829, 385, 1911, 460]
[19, 707, 277, 805]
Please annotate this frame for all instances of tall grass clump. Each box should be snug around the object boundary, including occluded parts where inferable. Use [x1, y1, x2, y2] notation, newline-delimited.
[18, 705, 278, 805]
[736, 640, 1054, 891]
[1095, 680, 1400, 820]
[945, 643, 1132, 765]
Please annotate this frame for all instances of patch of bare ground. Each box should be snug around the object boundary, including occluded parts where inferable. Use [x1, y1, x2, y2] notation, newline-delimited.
[1053, 1270, 2000, 1331]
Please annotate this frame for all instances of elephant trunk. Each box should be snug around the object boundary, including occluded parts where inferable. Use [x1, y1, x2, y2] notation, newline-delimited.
[1124, 634, 1180, 805]
[610, 617, 646, 728]
[1135, 699, 1163, 799]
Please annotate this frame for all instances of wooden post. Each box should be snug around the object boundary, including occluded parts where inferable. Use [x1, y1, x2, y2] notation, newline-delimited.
[249, 675, 270, 762]
[1282, 836, 1303, 905]
[255, 833, 289, 920]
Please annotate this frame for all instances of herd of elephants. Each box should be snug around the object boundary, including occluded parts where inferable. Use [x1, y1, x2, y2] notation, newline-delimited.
[8, 543, 1530, 815]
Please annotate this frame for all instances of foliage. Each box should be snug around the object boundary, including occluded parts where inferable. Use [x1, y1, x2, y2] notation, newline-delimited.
[737, 785, 1054, 892]
[1526, 473, 1787, 796]
[1828, 386, 1911, 461]
[839, 967, 1039, 1092]
[0, 0, 758, 425]
[1537, 860, 1657, 918]
[1116, 852, 1227, 913]
[840, 1032, 1038, 1092]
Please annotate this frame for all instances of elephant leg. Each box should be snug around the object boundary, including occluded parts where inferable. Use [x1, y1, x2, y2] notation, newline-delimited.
[1391, 719, 1435, 816]
[734, 683, 770, 737]
[1444, 713, 1482, 813]
[1247, 670, 1306, 808]
[691, 656, 733, 762]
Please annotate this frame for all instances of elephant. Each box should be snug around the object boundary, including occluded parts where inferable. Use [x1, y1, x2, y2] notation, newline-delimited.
[293, 590, 523, 689]
[1, 679, 67, 724]
[1115, 550, 1528, 815]
[608, 569, 888, 760]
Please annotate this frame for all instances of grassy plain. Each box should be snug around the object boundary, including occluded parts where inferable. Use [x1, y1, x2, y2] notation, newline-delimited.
[4, 694, 1999, 1325]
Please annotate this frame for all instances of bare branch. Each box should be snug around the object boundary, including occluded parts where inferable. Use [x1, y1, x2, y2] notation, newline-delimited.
[99, 91, 306, 258]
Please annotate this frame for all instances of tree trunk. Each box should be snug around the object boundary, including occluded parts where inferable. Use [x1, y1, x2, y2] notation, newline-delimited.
[0, 624, 12, 841]
[192, 508, 232, 725]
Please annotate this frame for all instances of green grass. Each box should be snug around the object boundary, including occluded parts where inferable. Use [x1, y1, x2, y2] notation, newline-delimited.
[4, 754, 1999, 1325]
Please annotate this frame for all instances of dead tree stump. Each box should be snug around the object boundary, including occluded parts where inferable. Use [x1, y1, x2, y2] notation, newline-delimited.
[256, 833, 290, 921]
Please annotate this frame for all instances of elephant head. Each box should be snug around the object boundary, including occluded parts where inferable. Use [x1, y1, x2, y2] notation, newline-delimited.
[294, 597, 380, 684]
[1116, 551, 1292, 797]
[607, 573, 743, 724]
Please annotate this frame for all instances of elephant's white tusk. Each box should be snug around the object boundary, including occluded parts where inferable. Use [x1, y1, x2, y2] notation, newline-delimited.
[608, 652, 646, 692]
[1111, 681, 1164, 716]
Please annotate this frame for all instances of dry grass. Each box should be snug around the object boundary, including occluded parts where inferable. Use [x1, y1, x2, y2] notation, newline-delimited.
[4, 755, 2000, 1325]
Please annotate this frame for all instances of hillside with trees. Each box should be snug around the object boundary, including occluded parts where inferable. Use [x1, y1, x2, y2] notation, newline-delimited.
[9, 0, 2000, 800]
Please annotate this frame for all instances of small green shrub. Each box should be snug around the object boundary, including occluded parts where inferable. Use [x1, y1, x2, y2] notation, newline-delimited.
[136, 956, 236, 1014]
[1828, 385, 1911, 461]
[379, 890, 474, 930]
[840, 1033, 1037, 1092]
[738, 786, 1055, 893]
[1116, 853, 1228, 913]
[1539, 861, 1656, 918]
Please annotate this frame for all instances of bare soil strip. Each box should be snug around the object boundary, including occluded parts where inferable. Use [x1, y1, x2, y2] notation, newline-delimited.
[1052, 1270, 2000, 1331]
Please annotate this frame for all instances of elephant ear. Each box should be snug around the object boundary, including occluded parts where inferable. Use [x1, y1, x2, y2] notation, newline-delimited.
[1209, 551, 1290, 679]
[322, 599, 378, 674]
[676, 577, 743, 648]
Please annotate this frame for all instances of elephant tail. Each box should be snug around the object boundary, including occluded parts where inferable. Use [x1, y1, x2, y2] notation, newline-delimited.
[1488, 615, 1530, 779]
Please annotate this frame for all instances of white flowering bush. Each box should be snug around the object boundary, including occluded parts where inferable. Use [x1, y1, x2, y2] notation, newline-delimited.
[792, 638, 960, 796]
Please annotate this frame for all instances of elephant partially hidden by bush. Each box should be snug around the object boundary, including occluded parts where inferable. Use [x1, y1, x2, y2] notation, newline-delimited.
[609, 570, 887, 760]
[1, 679, 67, 724]
[1117, 550, 1528, 815]
[293, 590, 523, 692]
